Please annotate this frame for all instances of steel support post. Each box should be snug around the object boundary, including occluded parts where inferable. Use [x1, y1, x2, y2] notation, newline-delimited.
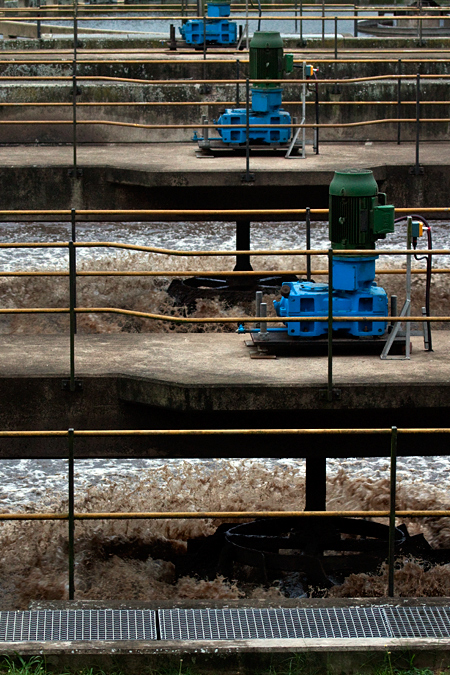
[305, 457, 326, 511]
[306, 207, 311, 281]
[235, 59, 240, 106]
[415, 73, 421, 175]
[69, 241, 76, 391]
[68, 428, 75, 600]
[327, 248, 333, 402]
[397, 59, 402, 145]
[71, 209, 77, 335]
[321, 0, 325, 43]
[234, 221, 252, 271]
[388, 425, 398, 597]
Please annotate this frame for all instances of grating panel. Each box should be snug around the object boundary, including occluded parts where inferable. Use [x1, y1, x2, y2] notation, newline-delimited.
[0, 609, 157, 642]
[384, 606, 450, 639]
[158, 607, 393, 641]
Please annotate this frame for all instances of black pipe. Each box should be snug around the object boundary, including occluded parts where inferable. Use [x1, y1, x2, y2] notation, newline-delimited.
[397, 59, 402, 145]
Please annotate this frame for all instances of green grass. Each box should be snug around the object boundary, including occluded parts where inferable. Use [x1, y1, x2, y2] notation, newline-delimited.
[0, 654, 447, 675]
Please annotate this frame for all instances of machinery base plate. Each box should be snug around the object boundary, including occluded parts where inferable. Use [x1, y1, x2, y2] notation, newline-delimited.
[246, 332, 407, 357]
[196, 139, 304, 157]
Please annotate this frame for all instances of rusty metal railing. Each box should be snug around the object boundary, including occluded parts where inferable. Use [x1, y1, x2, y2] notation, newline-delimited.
[1, 425, 449, 599]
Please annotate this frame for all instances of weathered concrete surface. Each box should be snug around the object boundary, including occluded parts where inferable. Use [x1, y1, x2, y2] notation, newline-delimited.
[0, 142, 447, 215]
[0, 332, 450, 458]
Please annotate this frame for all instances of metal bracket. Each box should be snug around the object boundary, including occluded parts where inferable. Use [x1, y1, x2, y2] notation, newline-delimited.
[62, 379, 83, 391]
[319, 388, 341, 401]
[68, 168, 83, 178]
[409, 165, 424, 175]
[241, 173, 255, 183]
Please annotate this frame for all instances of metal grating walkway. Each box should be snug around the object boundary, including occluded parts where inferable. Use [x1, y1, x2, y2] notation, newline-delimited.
[159, 607, 450, 641]
[1, 606, 450, 642]
[0, 610, 156, 642]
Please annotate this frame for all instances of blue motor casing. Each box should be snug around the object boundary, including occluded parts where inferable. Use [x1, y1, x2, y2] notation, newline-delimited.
[179, 3, 236, 45]
[273, 257, 388, 338]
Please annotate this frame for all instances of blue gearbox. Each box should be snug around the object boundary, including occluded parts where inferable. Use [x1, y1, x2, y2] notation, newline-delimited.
[273, 257, 388, 338]
[216, 89, 291, 144]
[179, 2, 237, 45]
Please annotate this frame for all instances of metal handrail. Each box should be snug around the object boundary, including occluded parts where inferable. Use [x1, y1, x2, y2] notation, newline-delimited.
[0, 425, 449, 599]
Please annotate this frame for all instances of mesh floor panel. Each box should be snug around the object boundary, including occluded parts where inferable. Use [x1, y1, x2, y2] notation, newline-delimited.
[385, 606, 450, 639]
[159, 606, 450, 641]
[158, 607, 392, 640]
[2, 606, 450, 643]
[0, 610, 156, 642]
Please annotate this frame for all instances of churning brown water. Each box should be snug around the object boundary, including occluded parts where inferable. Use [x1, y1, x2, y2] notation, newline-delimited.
[1, 219, 450, 606]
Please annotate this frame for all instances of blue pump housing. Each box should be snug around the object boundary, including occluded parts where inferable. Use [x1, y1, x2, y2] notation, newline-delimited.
[217, 88, 291, 144]
[273, 256, 388, 338]
[179, 2, 237, 44]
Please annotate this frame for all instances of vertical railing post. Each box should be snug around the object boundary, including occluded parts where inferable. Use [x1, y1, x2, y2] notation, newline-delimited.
[415, 73, 421, 175]
[69, 241, 76, 392]
[68, 428, 75, 600]
[299, 0, 303, 45]
[327, 248, 333, 402]
[294, 0, 298, 32]
[354, 1, 358, 37]
[321, 0, 325, 44]
[203, 15, 207, 60]
[36, 0, 41, 39]
[388, 425, 398, 597]
[334, 16, 338, 60]
[236, 59, 240, 106]
[71, 208, 77, 335]
[306, 207, 311, 281]
[72, 60, 78, 178]
[397, 59, 402, 145]
[244, 78, 251, 182]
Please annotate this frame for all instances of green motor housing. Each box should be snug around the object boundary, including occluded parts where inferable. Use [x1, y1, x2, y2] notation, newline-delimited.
[249, 31, 293, 90]
[329, 168, 395, 250]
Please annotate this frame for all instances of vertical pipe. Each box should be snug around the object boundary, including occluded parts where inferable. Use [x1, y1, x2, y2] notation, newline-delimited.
[234, 221, 252, 271]
[299, 0, 303, 45]
[236, 59, 240, 106]
[169, 24, 177, 50]
[334, 16, 337, 60]
[294, 0, 298, 32]
[73, 0, 78, 62]
[397, 59, 402, 145]
[72, 60, 77, 178]
[203, 15, 207, 60]
[305, 457, 326, 511]
[388, 425, 398, 598]
[255, 290, 262, 329]
[327, 248, 333, 402]
[68, 428, 75, 600]
[314, 77, 319, 154]
[37, 0, 41, 39]
[69, 241, 76, 392]
[390, 294, 397, 326]
[415, 73, 420, 175]
[321, 0, 325, 44]
[245, 78, 251, 181]
[259, 303, 268, 340]
[71, 209, 77, 335]
[405, 216, 412, 359]
[354, 1, 358, 37]
[306, 206, 311, 281]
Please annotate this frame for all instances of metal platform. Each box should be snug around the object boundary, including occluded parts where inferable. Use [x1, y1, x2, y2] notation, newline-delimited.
[2, 606, 450, 642]
[246, 332, 407, 357]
